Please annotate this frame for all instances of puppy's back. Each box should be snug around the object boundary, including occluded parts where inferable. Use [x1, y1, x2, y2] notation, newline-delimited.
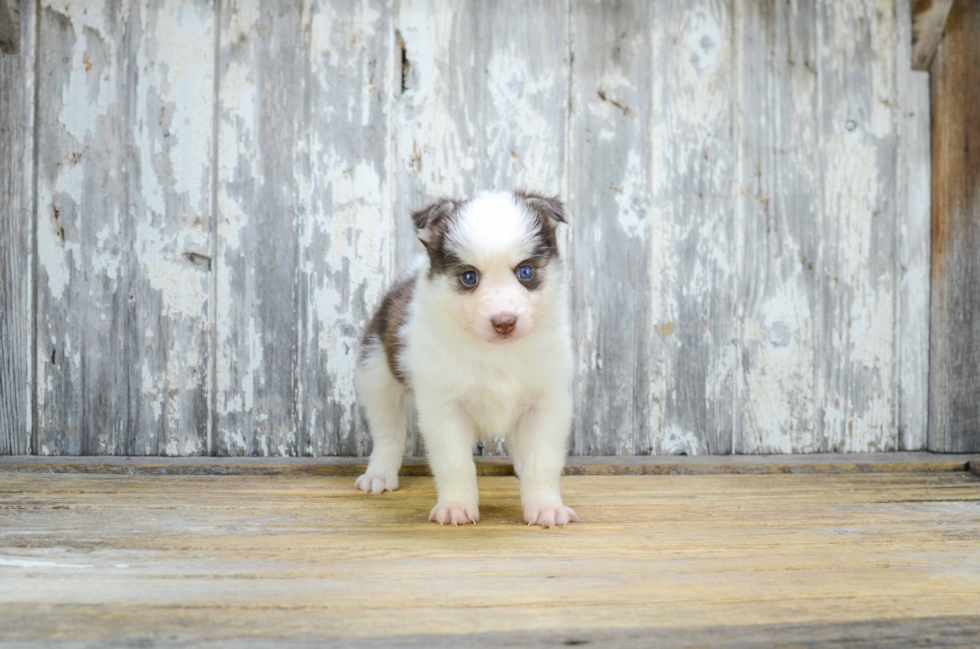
[360, 270, 418, 386]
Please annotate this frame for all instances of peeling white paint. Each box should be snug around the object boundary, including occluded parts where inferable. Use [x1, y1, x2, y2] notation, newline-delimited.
[37, 209, 73, 302]
[614, 150, 649, 239]
[30, 0, 928, 457]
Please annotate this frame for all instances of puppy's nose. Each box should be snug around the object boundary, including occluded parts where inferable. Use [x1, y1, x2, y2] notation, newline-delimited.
[491, 313, 518, 335]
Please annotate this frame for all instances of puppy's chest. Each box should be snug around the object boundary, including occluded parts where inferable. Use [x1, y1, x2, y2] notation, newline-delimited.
[447, 363, 535, 435]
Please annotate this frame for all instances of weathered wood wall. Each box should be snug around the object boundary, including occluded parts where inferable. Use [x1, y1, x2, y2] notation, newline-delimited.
[1, 0, 933, 456]
[928, 0, 980, 452]
[0, 0, 33, 454]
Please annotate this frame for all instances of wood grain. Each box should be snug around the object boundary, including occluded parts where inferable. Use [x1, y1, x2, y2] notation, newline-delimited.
[1, 471, 979, 645]
[928, 0, 980, 453]
[735, 0, 821, 453]
[735, 0, 930, 453]
[567, 0, 656, 455]
[0, 0, 34, 455]
[817, 0, 902, 452]
[896, 0, 932, 451]
[34, 0, 214, 456]
[214, 0, 393, 457]
[569, 0, 736, 455]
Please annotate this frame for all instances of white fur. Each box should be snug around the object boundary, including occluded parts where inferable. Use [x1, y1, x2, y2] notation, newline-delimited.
[354, 192, 576, 527]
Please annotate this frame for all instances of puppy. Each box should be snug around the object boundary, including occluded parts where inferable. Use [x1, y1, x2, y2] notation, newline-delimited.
[354, 190, 577, 528]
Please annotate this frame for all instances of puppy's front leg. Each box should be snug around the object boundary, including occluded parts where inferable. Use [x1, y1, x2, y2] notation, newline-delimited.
[511, 394, 577, 528]
[418, 403, 480, 525]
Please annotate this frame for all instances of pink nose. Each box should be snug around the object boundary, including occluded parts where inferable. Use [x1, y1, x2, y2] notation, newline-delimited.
[491, 314, 518, 335]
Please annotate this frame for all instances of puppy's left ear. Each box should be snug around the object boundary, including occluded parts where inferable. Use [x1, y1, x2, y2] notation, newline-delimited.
[411, 198, 459, 249]
[515, 190, 567, 224]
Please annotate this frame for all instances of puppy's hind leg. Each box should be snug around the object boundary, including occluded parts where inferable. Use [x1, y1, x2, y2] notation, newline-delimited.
[355, 346, 409, 494]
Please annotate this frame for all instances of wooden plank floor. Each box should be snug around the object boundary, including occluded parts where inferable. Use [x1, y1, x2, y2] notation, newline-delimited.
[2, 469, 980, 647]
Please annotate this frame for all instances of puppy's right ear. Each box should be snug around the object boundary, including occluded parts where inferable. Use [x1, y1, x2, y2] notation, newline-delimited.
[411, 198, 458, 249]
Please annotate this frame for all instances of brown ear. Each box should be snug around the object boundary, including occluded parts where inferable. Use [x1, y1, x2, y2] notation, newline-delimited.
[514, 189, 567, 224]
[411, 198, 459, 247]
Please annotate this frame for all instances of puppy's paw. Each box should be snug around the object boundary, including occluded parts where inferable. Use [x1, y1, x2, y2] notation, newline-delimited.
[355, 473, 398, 494]
[428, 502, 480, 526]
[523, 503, 578, 528]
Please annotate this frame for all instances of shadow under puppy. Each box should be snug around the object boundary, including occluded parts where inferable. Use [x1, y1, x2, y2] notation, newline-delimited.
[355, 190, 577, 528]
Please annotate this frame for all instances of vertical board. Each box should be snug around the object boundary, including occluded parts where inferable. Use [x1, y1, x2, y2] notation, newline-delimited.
[734, 0, 821, 453]
[650, 0, 736, 455]
[816, 0, 900, 452]
[0, 0, 35, 455]
[569, 0, 736, 455]
[896, 0, 931, 451]
[393, 0, 568, 454]
[215, 0, 392, 456]
[928, 0, 980, 452]
[35, 0, 214, 455]
[735, 0, 927, 453]
[567, 0, 655, 455]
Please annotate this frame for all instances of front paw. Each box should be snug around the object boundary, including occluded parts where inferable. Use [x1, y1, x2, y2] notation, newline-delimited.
[355, 473, 398, 494]
[429, 502, 480, 525]
[524, 503, 578, 528]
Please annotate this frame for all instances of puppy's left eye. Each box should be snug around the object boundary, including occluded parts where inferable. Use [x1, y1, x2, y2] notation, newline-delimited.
[517, 265, 534, 280]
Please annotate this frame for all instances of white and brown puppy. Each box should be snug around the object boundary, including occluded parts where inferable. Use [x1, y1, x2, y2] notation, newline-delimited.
[355, 190, 576, 528]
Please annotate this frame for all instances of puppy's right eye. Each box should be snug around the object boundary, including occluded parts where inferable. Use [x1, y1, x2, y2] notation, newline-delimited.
[460, 270, 479, 288]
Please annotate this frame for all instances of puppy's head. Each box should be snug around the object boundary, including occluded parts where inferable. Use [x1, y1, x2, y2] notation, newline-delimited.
[412, 190, 567, 344]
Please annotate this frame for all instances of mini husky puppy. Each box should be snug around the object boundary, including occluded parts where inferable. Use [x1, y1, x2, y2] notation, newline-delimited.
[355, 190, 576, 528]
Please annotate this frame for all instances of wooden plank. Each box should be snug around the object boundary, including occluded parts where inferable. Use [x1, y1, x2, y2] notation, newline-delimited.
[566, 0, 655, 455]
[896, 0, 932, 450]
[648, 0, 736, 455]
[11, 618, 980, 649]
[1, 472, 980, 646]
[736, 0, 927, 453]
[569, 0, 736, 455]
[215, 0, 393, 457]
[734, 0, 821, 453]
[911, 0, 954, 71]
[929, 0, 980, 452]
[0, 0, 18, 54]
[34, 0, 214, 455]
[298, 0, 394, 457]
[4, 452, 974, 476]
[816, 0, 902, 452]
[392, 0, 567, 455]
[0, 0, 34, 455]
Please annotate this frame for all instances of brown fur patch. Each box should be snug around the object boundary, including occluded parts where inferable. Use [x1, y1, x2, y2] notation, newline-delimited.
[514, 189, 567, 224]
[361, 272, 418, 385]
[514, 190, 566, 289]
[411, 197, 470, 279]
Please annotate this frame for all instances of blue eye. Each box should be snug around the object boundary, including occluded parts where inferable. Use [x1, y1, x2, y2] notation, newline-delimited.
[518, 265, 534, 280]
[460, 270, 479, 287]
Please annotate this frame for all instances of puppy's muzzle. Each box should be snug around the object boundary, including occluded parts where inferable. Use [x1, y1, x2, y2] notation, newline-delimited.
[491, 314, 518, 335]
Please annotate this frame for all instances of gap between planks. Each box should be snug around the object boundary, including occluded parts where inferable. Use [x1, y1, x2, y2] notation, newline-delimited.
[0, 452, 977, 477]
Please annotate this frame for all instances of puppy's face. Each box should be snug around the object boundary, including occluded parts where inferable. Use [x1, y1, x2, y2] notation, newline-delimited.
[413, 191, 566, 344]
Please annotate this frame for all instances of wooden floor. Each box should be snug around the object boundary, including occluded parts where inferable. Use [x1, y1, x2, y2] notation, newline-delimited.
[2, 462, 980, 647]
